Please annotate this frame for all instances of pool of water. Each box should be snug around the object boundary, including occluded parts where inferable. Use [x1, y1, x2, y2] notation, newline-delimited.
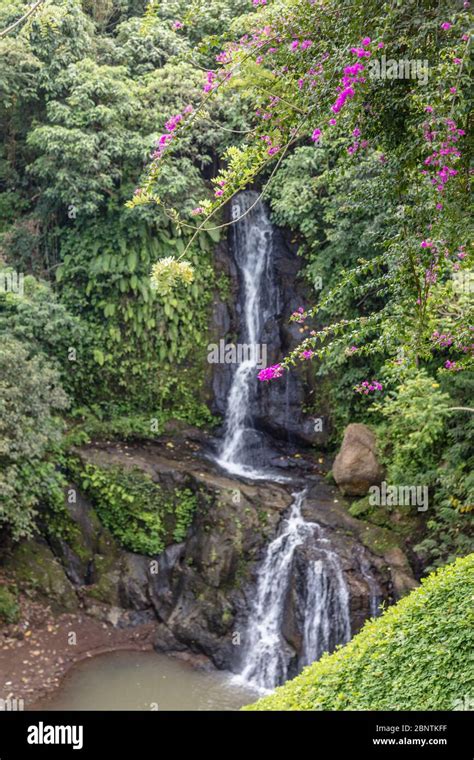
[33, 651, 258, 711]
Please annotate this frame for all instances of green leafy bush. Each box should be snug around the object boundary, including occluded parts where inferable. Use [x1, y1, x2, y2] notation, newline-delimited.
[246, 554, 474, 711]
[75, 462, 197, 554]
[0, 586, 19, 625]
[0, 337, 68, 539]
[371, 369, 473, 569]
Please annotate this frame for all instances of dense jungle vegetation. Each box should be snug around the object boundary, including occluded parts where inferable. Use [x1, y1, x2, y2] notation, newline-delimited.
[1, 0, 471, 573]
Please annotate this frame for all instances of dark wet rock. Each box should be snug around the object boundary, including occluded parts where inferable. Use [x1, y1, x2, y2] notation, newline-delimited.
[119, 554, 152, 610]
[332, 423, 384, 495]
[3, 540, 78, 612]
[35, 441, 416, 671]
[207, 203, 328, 447]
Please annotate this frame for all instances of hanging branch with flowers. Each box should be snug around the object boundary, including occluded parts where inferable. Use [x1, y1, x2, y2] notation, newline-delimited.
[129, 0, 472, 389]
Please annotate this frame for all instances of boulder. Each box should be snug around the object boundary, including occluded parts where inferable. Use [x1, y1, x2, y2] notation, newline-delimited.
[332, 423, 384, 496]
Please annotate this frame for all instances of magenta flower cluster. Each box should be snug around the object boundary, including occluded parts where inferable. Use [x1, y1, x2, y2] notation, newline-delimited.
[355, 380, 383, 394]
[290, 307, 306, 323]
[309, 38, 373, 151]
[431, 330, 453, 347]
[150, 105, 193, 162]
[258, 363, 284, 382]
[421, 114, 464, 194]
[444, 360, 460, 371]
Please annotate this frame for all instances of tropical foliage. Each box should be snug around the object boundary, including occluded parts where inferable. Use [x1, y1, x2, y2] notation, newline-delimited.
[246, 554, 474, 711]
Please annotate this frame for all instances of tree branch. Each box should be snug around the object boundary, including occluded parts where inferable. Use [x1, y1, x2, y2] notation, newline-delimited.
[0, 0, 46, 39]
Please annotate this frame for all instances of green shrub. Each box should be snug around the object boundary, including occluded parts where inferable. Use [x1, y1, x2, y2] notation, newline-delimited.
[0, 586, 19, 624]
[246, 554, 474, 711]
[74, 462, 197, 555]
[0, 337, 68, 539]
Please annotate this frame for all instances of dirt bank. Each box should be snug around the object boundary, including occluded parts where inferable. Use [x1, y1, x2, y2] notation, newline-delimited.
[0, 594, 155, 709]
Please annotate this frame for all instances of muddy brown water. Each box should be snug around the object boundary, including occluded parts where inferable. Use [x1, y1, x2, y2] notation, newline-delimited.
[33, 650, 259, 711]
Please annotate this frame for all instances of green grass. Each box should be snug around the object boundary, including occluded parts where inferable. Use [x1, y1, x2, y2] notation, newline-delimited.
[245, 554, 474, 711]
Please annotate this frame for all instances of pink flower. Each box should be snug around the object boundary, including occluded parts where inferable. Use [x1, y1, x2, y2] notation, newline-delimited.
[258, 363, 283, 382]
[301, 350, 314, 360]
[355, 379, 383, 394]
[348, 346, 358, 353]
[203, 71, 216, 92]
[329, 118, 337, 126]
[444, 360, 459, 371]
[191, 207, 203, 216]
[172, 20, 183, 30]
[311, 128, 322, 142]
[441, 22, 452, 31]
[361, 37, 371, 46]
[450, 87, 457, 94]
[291, 308, 306, 323]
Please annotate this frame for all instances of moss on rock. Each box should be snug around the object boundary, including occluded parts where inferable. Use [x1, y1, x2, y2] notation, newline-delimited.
[6, 540, 78, 611]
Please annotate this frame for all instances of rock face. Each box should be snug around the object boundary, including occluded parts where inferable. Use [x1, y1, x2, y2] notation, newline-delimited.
[18, 439, 416, 675]
[208, 201, 329, 447]
[332, 423, 384, 496]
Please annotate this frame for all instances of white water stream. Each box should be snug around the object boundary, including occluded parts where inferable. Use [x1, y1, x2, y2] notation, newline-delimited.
[216, 193, 354, 690]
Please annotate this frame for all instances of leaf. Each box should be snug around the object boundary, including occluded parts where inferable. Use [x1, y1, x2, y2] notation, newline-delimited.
[127, 250, 138, 272]
[93, 349, 105, 366]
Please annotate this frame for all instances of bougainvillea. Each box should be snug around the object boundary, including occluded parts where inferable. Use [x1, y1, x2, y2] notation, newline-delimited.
[132, 0, 472, 391]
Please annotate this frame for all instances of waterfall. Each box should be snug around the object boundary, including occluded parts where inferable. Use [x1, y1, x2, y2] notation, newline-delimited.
[300, 546, 351, 668]
[216, 192, 277, 479]
[237, 491, 351, 690]
[216, 192, 352, 691]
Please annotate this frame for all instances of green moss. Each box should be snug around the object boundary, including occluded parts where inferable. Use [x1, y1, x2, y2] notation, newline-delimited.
[0, 586, 19, 624]
[6, 541, 77, 611]
[348, 495, 421, 554]
[70, 461, 197, 555]
[222, 608, 233, 625]
[245, 554, 474, 711]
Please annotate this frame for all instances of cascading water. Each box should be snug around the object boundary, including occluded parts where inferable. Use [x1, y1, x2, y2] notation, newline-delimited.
[216, 192, 278, 479]
[216, 192, 354, 690]
[237, 492, 351, 690]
